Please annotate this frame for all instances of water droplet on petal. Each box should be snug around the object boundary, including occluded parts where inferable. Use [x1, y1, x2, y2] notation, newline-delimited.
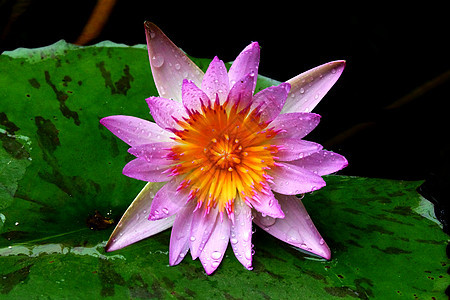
[319, 238, 325, 245]
[174, 63, 181, 70]
[259, 215, 276, 228]
[162, 208, 169, 215]
[211, 251, 222, 260]
[152, 55, 164, 68]
[230, 237, 238, 245]
[299, 88, 305, 94]
[190, 236, 196, 242]
[211, 261, 220, 268]
[286, 228, 301, 245]
[245, 249, 252, 260]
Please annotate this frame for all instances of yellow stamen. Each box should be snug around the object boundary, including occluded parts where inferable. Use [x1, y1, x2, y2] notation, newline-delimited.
[167, 98, 280, 216]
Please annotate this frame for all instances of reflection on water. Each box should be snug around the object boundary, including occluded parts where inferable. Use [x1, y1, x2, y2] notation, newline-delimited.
[0, 241, 125, 260]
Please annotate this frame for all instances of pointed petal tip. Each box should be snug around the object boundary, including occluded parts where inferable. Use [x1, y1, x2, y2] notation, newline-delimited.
[332, 59, 346, 71]
[99, 115, 120, 127]
[144, 21, 204, 102]
[249, 41, 260, 50]
[104, 241, 113, 252]
[325, 60, 346, 77]
[104, 238, 120, 252]
[144, 21, 159, 37]
[283, 59, 347, 113]
[99, 117, 107, 126]
[312, 242, 331, 260]
[204, 266, 218, 275]
[169, 251, 187, 267]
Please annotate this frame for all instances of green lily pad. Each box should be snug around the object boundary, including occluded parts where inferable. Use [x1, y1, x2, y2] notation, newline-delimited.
[0, 41, 448, 299]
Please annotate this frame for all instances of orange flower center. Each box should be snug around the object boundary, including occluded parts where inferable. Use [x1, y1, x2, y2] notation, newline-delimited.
[167, 97, 281, 217]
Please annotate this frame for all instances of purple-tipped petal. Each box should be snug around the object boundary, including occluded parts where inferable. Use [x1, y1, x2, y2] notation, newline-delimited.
[283, 60, 345, 113]
[290, 150, 348, 176]
[268, 162, 326, 195]
[189, 206, 219, 260]
[201, 56, 230, 105]
[253, 194, 331, 260]
[146, 96, 187, 130]
[105, 182, 173, 252]
[251, 82, 290, 123]
[100, 115, 173, 146]
[199, 215, 231, 275]
[275, 139, 323, 162]
[145, 22, 204, 101]
[182, 79, 210, 113]
[270, 112, 321, 140]
[149, 178, 189, 220]
[228, 42, 260, 93]
[230, 198, 253, 270]
[169, 204, 195, 266]
[249, 190, 285, 218]
[123, 157, 171, 182]
[227, 72, 255, 110]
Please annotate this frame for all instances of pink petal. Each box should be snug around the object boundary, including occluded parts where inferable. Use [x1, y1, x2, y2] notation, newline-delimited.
[227, 72, 255, 110]
[251, 82, 291, 123]
[249, 190, 285, 218]
[189, 206, 219, 260]
[290, 150, 348, 176]
[201, 56, 230, 105]
[253, 194, 331, 259]
[105, 182, 174, 252]
[128, 141, 173, 161]
[100, 115, 173, 146]
[199, 215, 231, 275]
[283, 60, 346, 113]
[228, 42, 260, 93]
[145, 22, 204, 102]
[146, 96, 187, 130]
[268, 162, 326, 195]
[270, 112, 321, 140]
[182, 79, 210, 113]
[169, 204, 195, 266]
[230, 198, 253, 270]
[275, 139, 323, 162]
[149, 178, 189, 220]
[122, 157, 171, 182]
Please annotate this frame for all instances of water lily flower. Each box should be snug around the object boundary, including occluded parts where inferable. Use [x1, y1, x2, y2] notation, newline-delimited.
[101, 22, 348, 274]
